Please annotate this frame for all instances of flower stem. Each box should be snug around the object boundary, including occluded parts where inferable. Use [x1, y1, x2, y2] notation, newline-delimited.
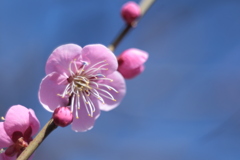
[108, 0, 156, 52]
[16, 119, 57, 160]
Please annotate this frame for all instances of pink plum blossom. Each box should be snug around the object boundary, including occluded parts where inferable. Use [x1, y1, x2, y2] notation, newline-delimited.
[0, 105, 40, 159]
[121, 1, 141, 25]
[39, 44, 126, 132]
[117, 48, 149, 79]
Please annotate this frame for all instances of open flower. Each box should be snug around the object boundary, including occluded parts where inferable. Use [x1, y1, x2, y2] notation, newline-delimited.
[39, 44, 126, 132]
[117, 48, 148, 79]
[0, 105, 40, 159]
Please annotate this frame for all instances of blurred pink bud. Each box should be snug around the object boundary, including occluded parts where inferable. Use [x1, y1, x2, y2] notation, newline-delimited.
[52, 107, 73, 127]
[117, 48, 148, 79]
[121, 1, 141, 25]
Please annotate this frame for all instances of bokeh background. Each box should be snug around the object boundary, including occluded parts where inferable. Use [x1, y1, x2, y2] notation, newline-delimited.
[1, 0, 240, 159]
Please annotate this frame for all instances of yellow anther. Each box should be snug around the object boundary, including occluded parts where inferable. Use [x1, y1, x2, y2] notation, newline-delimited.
[1, 117, 5, 120]
[113, 99, 116, 101]
[76, 116, 79, 119]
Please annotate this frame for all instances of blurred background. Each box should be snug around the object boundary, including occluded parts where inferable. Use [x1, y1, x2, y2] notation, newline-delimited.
[1, 0, 240, 159]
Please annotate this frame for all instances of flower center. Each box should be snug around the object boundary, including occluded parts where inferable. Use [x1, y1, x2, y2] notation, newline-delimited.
[58, 60, 118, 119]
[5, 127, 32, 157]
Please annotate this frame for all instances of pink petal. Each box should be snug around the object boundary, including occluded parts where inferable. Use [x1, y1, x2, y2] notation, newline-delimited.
[28, 109, 40, 136]
[38, 72, 69, 112]
[4, 105, 30, 137]
[81, 44, 118, 76]
[99, 71, 126, 111]
[45, 44, 82, 75]
[0, 153, 16, 160]
[118, 48, 148, 69]
[118, 48, 148, 79]
[119, 64, 145, 79]
[71, 98, 100, 132]
[0, 122, 12, 148]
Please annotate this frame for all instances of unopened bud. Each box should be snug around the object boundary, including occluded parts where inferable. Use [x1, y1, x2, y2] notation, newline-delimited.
[121, 1, 141, 25]
[52, 107, 73, 127]
[117, 48, 148, 79]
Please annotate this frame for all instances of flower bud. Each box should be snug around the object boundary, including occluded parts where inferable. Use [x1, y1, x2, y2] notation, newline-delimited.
[52, 107, 73, 127]
[121, 1, 141, 25]
[117, 48, 148, 79]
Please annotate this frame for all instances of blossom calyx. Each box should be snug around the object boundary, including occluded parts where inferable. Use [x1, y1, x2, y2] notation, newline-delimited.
[117, 48, 148, 79]
[52, 107, 73, 127]
[121, 1, 141, 25]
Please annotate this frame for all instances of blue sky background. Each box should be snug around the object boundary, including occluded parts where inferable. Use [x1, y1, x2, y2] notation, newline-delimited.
[1, 0, 240, 160]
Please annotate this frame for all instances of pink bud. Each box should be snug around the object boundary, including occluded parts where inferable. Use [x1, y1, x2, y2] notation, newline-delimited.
[121, 1, 141, 25]
[52, 107, 73, 127]
[117, 48, 148, 79]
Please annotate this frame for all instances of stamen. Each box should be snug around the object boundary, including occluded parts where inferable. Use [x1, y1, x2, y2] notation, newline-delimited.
[98, 89, 115, 101]
[85, 60, 106, 70]
[81, 92, 90, 116]
[68, 61, 75, 76]
[1, 116, 4, 120]
[97, 88, 116, 100]
[96, 83, 118, 93]
[70, 94, 75, 113]
[90, 89, 105, 104]
[60, 59, 118, 119]
[91, 77, 113, 82]
[84, 62, 109, 75]
[76, 91, 81, 110]
[90, 81, 99, 88]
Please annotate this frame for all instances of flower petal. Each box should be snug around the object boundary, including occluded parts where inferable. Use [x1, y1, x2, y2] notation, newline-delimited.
[28, 109, 40, 136]
[0, 122, 12, 148]
[38, 72, 69, 112]
[118, 48, 148, 69]
[45, 44, 82, 75]
[71, 98, 100, 132]
[81, 44, 118, 76]
[99, 71, 126, 111]
[0, 153, 16, 160]
[4, 105, 30, 137]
